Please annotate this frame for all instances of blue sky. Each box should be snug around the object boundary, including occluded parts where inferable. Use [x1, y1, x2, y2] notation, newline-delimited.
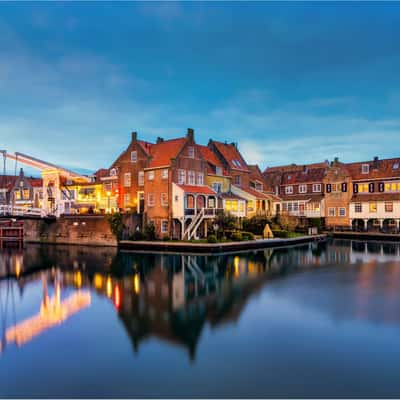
[1, 2, 400, 176]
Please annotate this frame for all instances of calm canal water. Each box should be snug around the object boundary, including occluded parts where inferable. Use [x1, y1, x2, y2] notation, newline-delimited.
[1, 239, 400, 398]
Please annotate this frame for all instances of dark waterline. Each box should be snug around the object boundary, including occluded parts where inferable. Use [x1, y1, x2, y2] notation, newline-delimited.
[1, 239, 400, 398]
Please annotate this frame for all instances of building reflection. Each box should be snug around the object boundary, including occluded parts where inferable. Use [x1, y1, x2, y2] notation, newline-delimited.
[1, 240, 400, 360]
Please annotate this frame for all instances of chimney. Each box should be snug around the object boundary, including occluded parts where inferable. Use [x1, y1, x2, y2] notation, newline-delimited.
[131, 131, 137, 142]
[373, 156, 379, 169]
[19, 168, 24, 177]
[187, 128, 194, 142]
[303, 165, 308, 174]
[334, 157, 339, 163]
[156, 137, 164, 144]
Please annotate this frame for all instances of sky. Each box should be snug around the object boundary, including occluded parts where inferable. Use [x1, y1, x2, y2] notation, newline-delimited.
[1, 2, 400, 176]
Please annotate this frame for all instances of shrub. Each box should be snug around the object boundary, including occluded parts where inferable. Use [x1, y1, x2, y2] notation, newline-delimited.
[144, 222, 156, 241]
[242, 216, 271, 235]
[207, 234, 218, 243]
[309, 218, 322, 229]
[241, 231, 255, 240]
[162, 235, 170, 241]
[231, 232, 243, 241]
[272, 229, 290, 238]
[129, 230, 145, 241]
[107, 212, 124, 241]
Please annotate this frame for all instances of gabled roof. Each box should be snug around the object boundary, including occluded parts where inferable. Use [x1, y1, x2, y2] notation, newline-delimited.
[263, 162, 329, 175]
[198, 145, 223, 168]
[346, 157, 400, 181]
[148, 138, 187, 168]
[281, 167, 326, 185]
[137, 140, 153, 156]
[210, 141, 249, 172]
[248, 165, 265, 183]
[0, 175, 18, 190]
[351, 193, 400, 202]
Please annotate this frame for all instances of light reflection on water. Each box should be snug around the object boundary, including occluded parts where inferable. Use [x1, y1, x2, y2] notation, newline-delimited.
[0, 239, 400, 398]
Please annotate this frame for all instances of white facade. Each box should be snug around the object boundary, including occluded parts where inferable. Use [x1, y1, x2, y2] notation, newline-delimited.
[349, 200, 400, 221]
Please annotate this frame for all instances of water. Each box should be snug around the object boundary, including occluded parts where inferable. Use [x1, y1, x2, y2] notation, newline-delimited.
[1, 239, 400, 398]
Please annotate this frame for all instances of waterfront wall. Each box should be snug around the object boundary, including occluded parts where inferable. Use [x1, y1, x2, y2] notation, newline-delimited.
[24, 216, 118, 247]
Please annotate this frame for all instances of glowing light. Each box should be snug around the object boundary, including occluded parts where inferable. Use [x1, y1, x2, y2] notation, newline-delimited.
[106, 191, 111, 197]
[106, 277, 112, 298]
[75, 271, 82, 288]
[114, 285, 121, 309]
[133, 274, 140, 294]
[94, 274, 103, 289]
[15, 259, 21, 278]
[233, 256, 240, 278]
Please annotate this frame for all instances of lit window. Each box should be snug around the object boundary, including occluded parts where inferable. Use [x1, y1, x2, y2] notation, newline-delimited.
[188, 146, 195, 158]
[285, 186, 293, 194]
[162, 169, 168, 180]
[369, 202, 377, 213]
[240, 202, 244, 212]
[124, 173, 131, 187]
[161, 193, 168, 207]
[23, 189, 30, 199]
[161, 220, 168, 233]
[299, 184, 307, 193]
[124, 193, 131, 206]
[312, 184, 321, 192]
[339, 207, 346, 217]
[355, 203, 362, 213]
[328, 207, 335, 217]
[225, 200, 238, 212]
[247, 200, 254, 211]
[178, 170, 186, 185]
[138, 171, 144, 186]
[385, 202, 393, 212]
[131, 151, 137, 162]
[188, 171, 195, 185]
[358, 183, 369, 193]
[14, 190, 21, 200]
[148, 193, 155, 206]
[147, 171, 154, 181]
[197, 173, 204, 185]
[361, 164, 370, 174]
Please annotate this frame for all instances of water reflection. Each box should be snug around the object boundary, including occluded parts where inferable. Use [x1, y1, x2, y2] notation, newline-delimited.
[1, 239, 400, 362]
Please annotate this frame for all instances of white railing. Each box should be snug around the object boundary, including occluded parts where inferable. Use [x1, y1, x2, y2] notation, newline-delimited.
[0, 205, 42, 217]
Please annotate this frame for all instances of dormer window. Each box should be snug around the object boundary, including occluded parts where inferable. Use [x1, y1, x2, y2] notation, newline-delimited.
[299, 184, 307, 193]
[285, 186, 293, 194]
[188, 146, 195, 158]
[361, 164, 370, 174]
[393, 163, 399, 170]
[131, 151, 137, 162]
[110, 168, 117, 177]
[215, 166, 222, 176]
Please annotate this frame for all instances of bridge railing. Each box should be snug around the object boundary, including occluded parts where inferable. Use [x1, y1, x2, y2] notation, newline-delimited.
[0, 205, 42, 217]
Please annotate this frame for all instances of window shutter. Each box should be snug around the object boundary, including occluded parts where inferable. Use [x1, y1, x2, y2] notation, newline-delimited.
[326, 183, 331, 193]
[378, 182, 384, 192]
[353, 183, 358, 193]
[369, 183, 374, 193]
[341, 182, 347, 192]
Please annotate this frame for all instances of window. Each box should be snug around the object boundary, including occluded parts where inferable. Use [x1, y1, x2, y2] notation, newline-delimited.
[147, 171, 154, 181]
[212, 182, 222, 193]
[299, 184, 307, 193]
[178, 169, 186, 185]
[385, 202, 393, 212]
[358, 183, 369, 193]
[161, 220, 168, 234]
[148, 193, 155, 207]
[138, 171, 144, 186]
[216, 167, 222, 176]
[355, 203, 362, 213]
[124, 173, 131, 187]
[369, 202, 377, 213]
[110, 168, 117, 177]
[339, 207, 346, 217]
[124, 193, 131, 207]
[239, 202, 244, 212]
[255, 182, 263, 191]
[393, 163, 399, 170]
[225, 200, 238, 212]
[312, 184, 321, 192]
[331, 183, 340, 193]
[361, 164, 370, 174]
[293, 202, 298, 211]
[208, 198, 215, 208]
[131, 151, 137, 162]
[14, 190, 21, 200]
[234, 175, 241, 185]
[328, 207, 335, 217]
[161, 193, 168, 207]
[161, 169, 168, 180]
[23, 189, 30, 200]
[247, 200, 254, 211]
[285, 186, 293, 194]
[232, 160, 242, 168]
[287, 203, 293, 212]
[197, 173, 204, 186]
[188, 146, 195, 158]
[188, 171, 195, 185]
